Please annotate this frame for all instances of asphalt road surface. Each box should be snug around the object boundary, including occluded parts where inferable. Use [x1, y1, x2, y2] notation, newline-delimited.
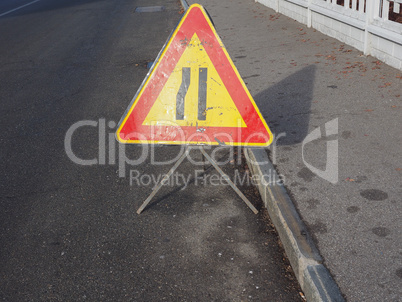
[0, 0, 303, 301]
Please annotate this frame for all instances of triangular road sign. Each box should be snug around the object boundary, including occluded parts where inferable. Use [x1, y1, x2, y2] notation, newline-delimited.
[116, 4, 273, 146]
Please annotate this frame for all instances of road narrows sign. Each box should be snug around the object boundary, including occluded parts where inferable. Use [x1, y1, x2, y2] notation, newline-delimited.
[116, 4, 273, 146]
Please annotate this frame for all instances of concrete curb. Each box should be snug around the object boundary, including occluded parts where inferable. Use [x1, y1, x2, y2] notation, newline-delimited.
[179, 0, 190, 11]
[245, 148, 345, 302]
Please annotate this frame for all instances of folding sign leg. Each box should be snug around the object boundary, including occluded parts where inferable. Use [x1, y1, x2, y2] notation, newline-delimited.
[137, 147, 190, 214]
[201, 150, 206, 173]
[199, 147, 258, 214]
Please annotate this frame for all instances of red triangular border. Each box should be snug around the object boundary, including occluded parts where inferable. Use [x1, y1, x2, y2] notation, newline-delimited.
[117, 4, 272, 146]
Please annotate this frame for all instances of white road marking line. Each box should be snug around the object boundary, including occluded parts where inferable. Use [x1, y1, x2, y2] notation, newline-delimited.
[0, 0, 41, 17]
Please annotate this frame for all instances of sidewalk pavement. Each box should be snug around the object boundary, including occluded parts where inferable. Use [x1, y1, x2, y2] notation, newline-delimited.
[186, 0, 401, 301]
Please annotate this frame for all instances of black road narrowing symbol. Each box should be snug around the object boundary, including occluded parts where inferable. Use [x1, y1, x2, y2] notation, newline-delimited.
[176, 67, 208, 121]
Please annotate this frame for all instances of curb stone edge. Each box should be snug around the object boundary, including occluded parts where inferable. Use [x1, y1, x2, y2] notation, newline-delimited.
[245, 148, 345, 302]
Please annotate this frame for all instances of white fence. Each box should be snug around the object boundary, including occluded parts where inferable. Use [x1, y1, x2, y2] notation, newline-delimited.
[257, 0, 402, 69]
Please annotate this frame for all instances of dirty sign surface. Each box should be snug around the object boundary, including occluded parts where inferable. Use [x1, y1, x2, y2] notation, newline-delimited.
[116, 4, 273, 146]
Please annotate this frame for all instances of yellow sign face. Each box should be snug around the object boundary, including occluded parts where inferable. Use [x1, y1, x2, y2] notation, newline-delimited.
[116, 4, 273, 146]
[143, 33, 246, 128]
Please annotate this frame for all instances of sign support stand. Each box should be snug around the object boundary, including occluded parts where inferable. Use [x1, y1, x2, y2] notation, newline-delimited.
[137, 147, 258, 215]
[136, 147, 190, 214]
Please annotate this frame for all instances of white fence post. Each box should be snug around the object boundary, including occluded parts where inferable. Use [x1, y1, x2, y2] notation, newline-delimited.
[364, 0, 374, 54]
[359, 0, 365, 13]
[382, 0, 390, 19]
[394, 1, 401, 13]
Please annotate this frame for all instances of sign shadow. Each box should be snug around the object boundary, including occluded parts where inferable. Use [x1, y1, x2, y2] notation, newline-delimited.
[254, 65, 316, 146]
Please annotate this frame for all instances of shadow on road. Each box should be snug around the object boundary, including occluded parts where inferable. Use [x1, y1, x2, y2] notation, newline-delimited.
[254, 65, 316, 145]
